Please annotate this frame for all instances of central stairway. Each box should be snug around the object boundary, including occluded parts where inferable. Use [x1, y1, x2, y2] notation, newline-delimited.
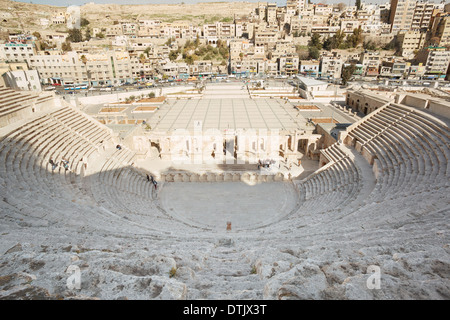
[190, 240, 264, 299]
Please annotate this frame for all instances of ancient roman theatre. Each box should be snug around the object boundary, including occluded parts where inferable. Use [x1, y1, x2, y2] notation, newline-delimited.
[0, 82, 449, 299]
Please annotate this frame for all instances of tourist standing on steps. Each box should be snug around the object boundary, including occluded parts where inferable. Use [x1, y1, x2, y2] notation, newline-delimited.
[49, 159, 58, 171]
[61, 159, 70, 171]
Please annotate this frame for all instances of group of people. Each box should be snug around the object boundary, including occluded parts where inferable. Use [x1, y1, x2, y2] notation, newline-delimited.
[257, 159, 276, 170]
[49, 158, 70, 172]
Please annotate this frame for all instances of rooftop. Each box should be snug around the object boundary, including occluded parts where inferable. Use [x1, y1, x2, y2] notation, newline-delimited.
[147, 98, 309, 133]
[295, 76, 328, 87]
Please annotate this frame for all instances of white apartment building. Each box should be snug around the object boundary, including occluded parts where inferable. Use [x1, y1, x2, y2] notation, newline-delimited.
[416, 47, 450, 79]
[314, 3, 333, 16]
[203, 22, 236, 39]
[0, 42, 36, 63]
[360, 50, 382, 76]
[320, 53, 344, 79]
[2, 69, 41, 91]
[29, 51, 133, 86]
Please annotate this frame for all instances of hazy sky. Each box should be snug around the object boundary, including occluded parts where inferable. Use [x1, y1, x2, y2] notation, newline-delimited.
[14, 0, 399, 7]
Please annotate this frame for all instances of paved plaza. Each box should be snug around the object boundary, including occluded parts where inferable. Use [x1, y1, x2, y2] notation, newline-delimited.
[160, 181, 298, 231]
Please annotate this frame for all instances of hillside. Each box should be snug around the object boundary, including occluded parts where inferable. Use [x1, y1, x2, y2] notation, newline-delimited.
[0, 0, 258, 33]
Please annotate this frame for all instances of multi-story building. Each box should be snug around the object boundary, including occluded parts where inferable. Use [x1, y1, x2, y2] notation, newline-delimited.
[299, 60, 320, 76]
[265, 61, 278, 77]
[397, 30, 427, 57]
[266, 3, 278, 25]
[229, 39, 254, 60]
[203, 22, 236, 39]
[415, 46, 450, 80]
[278, 54, 299, 76]
[230, 57, 265, 76]
[29, 51, 133, 86]
[254, 29, 279, 50]
[389, 0, 417, 33]
[408, 63, 425, 79]
[256, 2, 267, 22]
[106, 25, 123, 38]
[433, 15, 450, 46]
[235, 18, 254, 39]
[380, 3, 391, 23]
[314, 3, 333, 16]
[320, 52, 344, 79]
[411, 1, 434, 31]
[122, 23, 138, 36]
[287, 0, 307, 13]
[340, 19, 361, 34]
[2, 69, 41, 91]
[137, 20, 161, 38]
[380, 60, 411, 78]
[360, 50, 381, 76]
[0, 42, 36, 63]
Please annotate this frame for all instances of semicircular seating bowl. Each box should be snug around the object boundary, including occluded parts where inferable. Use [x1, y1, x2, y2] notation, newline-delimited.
[0, 88, 449, 299]
[0, 92, 448, 235]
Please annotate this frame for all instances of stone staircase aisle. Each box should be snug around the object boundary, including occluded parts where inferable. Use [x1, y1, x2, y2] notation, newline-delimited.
[189, 239, 264, 299]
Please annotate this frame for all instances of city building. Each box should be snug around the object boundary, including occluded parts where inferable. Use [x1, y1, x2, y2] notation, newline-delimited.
[415, 46, 450, 80]
[389, 0, 417, 33]
[397, 30, 427, 58]
[2, 69, 41, 91]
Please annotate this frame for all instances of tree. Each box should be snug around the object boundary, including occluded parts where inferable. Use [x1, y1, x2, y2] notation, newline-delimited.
[355, 0, 362, 10]
[363, 40, 378, 51]
[194, 35, 200, 47]
[429, 36, 440, 46]
[308, 46, 320, 60]
[165, 37, 174, 46]
[185, 55, 194, 65]
[61, 40, 72, 52]
[169, 50, 178, 61]
[334, 30, 346, 48]
[309, 33, 322, 50]
[80, 18, 90, 27]
[341, 64, 356, 85]
[84, 27, 91, 41]
[96, 32, 105, 39]
[139, 53, 146, 64]
[32, 31, 41, 40]
[345, 26, 363, 48]
[67, 28, 83, 43]
[148, 92, 155, 98]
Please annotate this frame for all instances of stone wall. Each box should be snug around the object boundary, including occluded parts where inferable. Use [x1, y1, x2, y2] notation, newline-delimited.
[159, 171, 288, 183]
